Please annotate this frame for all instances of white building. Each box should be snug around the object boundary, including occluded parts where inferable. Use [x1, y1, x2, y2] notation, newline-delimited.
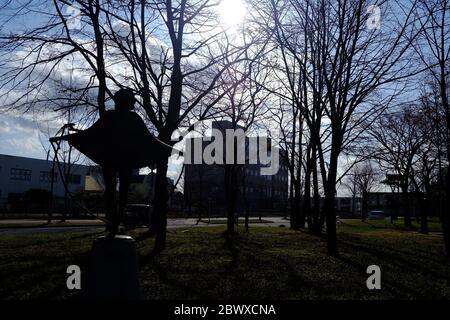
[0, 153, 92, 207]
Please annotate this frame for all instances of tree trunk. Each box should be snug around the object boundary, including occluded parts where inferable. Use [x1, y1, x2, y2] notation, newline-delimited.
[324, 147, 339, 256]
[152, 159, 169, 253]
[291, 183, 301, 230]
[295, 180, 305, 228]
[62, 146, 72, 223]
[437, 13, 450, 257]
[419, 190, 428, 234]
[244, 192, 250, 232]
[443, 171, 450, 257]
[91, 5, 106, 117]
[324, 181, 338, 256]
[244, 202, 250, 231]
[304, 161, 312, 232]
[48, 158, 56, 224]
[362, 190, 368, 222]
[289, 177, 297, 229]
[242, 170, 250, 231]
[225, 165, 237, 234]
[296, 117, 304, 228]
[402, 184, 412, 227]
[311, 148, 321, 235]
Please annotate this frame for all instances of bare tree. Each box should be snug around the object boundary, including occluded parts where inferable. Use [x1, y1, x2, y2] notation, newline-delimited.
[214, 41, 270, 234]
[255, 0, 422, 255]
[367, 105, 426, 227]
[1, 0, 253, 253]
[410, 87, 447, 233]
[414, 0, 450, 255]
[344, 162, 379, 221]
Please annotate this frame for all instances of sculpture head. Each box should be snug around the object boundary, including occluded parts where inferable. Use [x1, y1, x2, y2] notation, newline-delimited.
[114, 88, 136, 111]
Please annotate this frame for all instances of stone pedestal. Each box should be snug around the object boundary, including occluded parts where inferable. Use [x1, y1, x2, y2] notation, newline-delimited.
[86, 235, 140, 299]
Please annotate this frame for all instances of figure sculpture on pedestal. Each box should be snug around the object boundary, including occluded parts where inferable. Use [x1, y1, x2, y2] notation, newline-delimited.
[50, 88, 172, 235]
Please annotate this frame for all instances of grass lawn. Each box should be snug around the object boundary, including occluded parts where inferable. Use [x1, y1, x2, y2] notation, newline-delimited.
[0, 220, 449, 300]
[339, 217, 443, 233]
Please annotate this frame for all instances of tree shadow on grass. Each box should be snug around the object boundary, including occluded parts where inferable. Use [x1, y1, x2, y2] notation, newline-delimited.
[137, 231, 235, 299]
[0, 252, 89, 300]
[337, 237, 450, 282]
[145, 258, 210, 299]
[340, 232, 447, 264]
[135, 228, 450, 300]
[222, 231, 240, 274]
[138, 229, 281, 299]
[138, 250, 215, 299]
[235, 231, 446, 299]
[334, 253, 424, 299]
[226, 236, 345, 299]
[0, 231, 103, 251]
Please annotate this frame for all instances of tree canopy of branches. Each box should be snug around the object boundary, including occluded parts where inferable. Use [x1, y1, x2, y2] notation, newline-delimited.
[1, 0, 450, 258]
[0, 0, 258, 253]
[250, 0, 422, 255]
[414, 0, 450, 255]
[343, 162, 379, 221]
[367, 106, 427, 227]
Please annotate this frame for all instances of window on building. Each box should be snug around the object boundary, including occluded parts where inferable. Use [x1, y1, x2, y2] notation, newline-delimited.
[39, 171, 57, 183]
[10, 168, 32, 181]
[8, 192, 22, 203]
[67, 174, 81, 185]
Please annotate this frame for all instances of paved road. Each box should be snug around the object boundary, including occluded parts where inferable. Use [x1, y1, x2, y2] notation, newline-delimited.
[0, 226, 104, 235]
[0, 219, 104, 226]
[0, 217, 290, 235]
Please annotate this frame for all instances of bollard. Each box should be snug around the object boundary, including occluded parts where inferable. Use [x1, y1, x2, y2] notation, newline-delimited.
[86, 235, 140, 300]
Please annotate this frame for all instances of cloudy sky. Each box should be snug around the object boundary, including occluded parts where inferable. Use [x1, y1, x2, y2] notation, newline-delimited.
[0, 0, 249, 185]
[0, 114, 48, 159]
[0, 0, 408, 196]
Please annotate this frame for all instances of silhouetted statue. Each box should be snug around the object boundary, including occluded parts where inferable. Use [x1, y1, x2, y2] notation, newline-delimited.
[50, 88, 172, 235]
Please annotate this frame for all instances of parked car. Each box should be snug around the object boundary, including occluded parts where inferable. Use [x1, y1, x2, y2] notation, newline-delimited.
[367, 210, 385, 220]
[124, 204, 152, 227]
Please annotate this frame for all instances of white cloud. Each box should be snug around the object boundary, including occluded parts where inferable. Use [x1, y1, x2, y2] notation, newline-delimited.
[0, 114, 48, 159]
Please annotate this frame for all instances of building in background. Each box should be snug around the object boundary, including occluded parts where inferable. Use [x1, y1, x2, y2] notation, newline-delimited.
[128, 172, 183, 211]
[0, 153, 93, 211]
[334, 197, 361, 218]
[183, 121, 289, 216]
[366, 192, 403, 216]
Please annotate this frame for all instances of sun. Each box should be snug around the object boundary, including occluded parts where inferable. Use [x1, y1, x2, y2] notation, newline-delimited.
[217, 0, 247, 30]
